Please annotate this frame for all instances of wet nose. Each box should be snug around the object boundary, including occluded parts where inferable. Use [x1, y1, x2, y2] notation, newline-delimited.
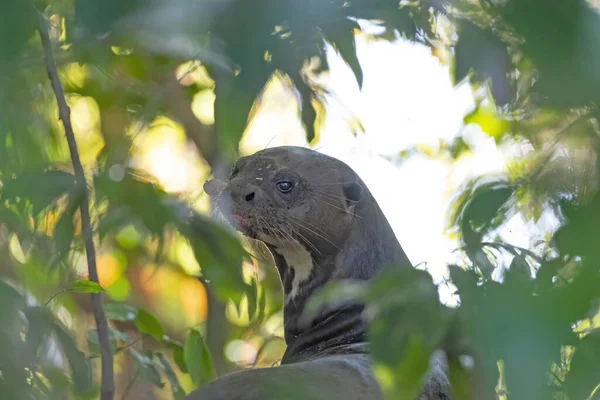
[229, 179, 259, 204]
[243, 189, 255, 202]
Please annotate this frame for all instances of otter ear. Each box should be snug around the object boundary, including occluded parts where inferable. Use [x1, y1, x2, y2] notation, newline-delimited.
[342, 182, 363, 208]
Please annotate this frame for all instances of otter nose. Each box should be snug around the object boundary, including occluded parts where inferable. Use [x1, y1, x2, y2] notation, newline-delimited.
[244, 190, 255, 202]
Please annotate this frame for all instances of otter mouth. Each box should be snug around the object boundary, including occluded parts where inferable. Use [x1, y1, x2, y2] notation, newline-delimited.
[226, 211, 258, 238]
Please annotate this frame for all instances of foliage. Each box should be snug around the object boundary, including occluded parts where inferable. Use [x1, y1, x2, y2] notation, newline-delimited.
[1, 0, 600, 399]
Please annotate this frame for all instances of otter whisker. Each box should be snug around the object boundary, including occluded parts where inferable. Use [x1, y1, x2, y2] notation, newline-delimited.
[257, 215, 286, 247]
[311, 195, 362, 219]
[310, 181, 362, 186]
[283, 214, 335, 244]
[311, 189, 360, 204]
[278, 216, 323, 257]
[284, 214, 342, 252]
[284, 213, 338, 241]
[261, 216, 303, 259]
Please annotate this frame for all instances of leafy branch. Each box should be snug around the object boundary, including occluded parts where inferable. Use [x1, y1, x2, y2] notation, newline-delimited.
[36, 12, 114, 400]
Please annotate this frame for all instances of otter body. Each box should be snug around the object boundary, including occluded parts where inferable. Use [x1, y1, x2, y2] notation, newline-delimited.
[187, 146, 449, 400]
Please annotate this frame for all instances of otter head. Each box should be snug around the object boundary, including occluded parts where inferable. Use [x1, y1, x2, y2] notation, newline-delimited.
[205, 146, 368, 302]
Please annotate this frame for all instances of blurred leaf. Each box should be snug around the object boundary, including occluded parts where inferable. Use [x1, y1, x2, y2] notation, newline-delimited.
[452, 179, 514, 255]
[53, 323, 92, 393]
[554, 194, 600, 261]
[366, 267, 446, 398]
[247, 278, 258, 321]
[129, 349, 165, 388]
[98, 206, 131, 241]
[73, 0, 147, 44]
[184, 329, 215, 385]
[300, 280, 367, 327]
[322, 19, 363, 89]
[448, 264, 480, 306]
[68, 280, 105, 294]
[171, 343, 188, 374]
[53, 209, 75, 264]
[180, 209, 250, 304]
[566, 331, 600, 400]
[87, 328, 120, 354]
[257, 278, 267, 324]
[213, 65, 273, 161]
[501, 0, 600, 107]
[22, 307, 50, 360]
[504, 252, 532, 286]
[463, 103, 511, 142]
[0, 0, 36, 71]
[156, 352, 185, 400]
[454, 20, 513, 105]
[134, 309, 165, 341]
[290, 72, 317, 143]
[97, 173, 251, 303]
[95, 172, 170, 237]
[104, 302, 138, 322]
[447, 353, 473, 400]
[0, 279, 26, 309]
[1, 170, 77, 215]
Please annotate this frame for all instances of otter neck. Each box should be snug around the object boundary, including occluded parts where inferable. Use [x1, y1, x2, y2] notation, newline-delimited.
[266, 199, 410, 364]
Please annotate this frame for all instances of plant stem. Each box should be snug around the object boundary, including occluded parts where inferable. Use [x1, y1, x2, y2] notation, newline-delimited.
[37, 13, 114, 400]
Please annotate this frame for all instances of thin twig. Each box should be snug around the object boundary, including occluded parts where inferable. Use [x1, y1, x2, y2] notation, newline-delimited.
[120, 371, 139, 400]
[37, 12, 114, 400]
[43, 288, 67, 308]
[115, 334, 143, 354]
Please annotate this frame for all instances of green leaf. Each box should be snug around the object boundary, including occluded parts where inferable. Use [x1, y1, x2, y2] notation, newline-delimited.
[213, 64, 274, 161]
[448, 265, 480, 306]
[98, 206, 131, 241]
[156, 352, 185, 400]
[289, 72, 317, 143]
[0, 1, 36, 70]
[97, 175, 252, 304]
[179, 208, 251, 304]
[53, 209, 75, 264]
[366, 267, 446, 398]
[565, 331, 600, 400]
[134, 308, 165, 341]
[300, 280, 367, 327]
[447, 353, 474, 400]
[129, 349, 165, 388]
[247, 278, 259, 321]
[323, 19, 363, 89]
[166, 341, 188, 373]
[257, 278, 267, 324]
[184, 329, 215, 385]
[68, 280, 105, 294]
[53, 323, 92, 393]
[23, 307, 52, 360]
[94, 172, 170, 238]
[454, 20, 513, 105]
[463, 103, 511, 142]
[104, 302, 138, 322]
[1, 170, 76, 215]
[505, 252, 532, 286]
[87, 328, 125, 354]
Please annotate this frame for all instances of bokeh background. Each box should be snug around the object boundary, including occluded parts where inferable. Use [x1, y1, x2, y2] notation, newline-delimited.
[2, 0, 600, 399]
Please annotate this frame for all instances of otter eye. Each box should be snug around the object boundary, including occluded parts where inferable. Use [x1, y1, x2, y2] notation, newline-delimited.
[276, 181, 293, 193]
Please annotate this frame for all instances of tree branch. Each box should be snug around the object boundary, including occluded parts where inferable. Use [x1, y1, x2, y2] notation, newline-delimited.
[37, 13, 114, 400]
